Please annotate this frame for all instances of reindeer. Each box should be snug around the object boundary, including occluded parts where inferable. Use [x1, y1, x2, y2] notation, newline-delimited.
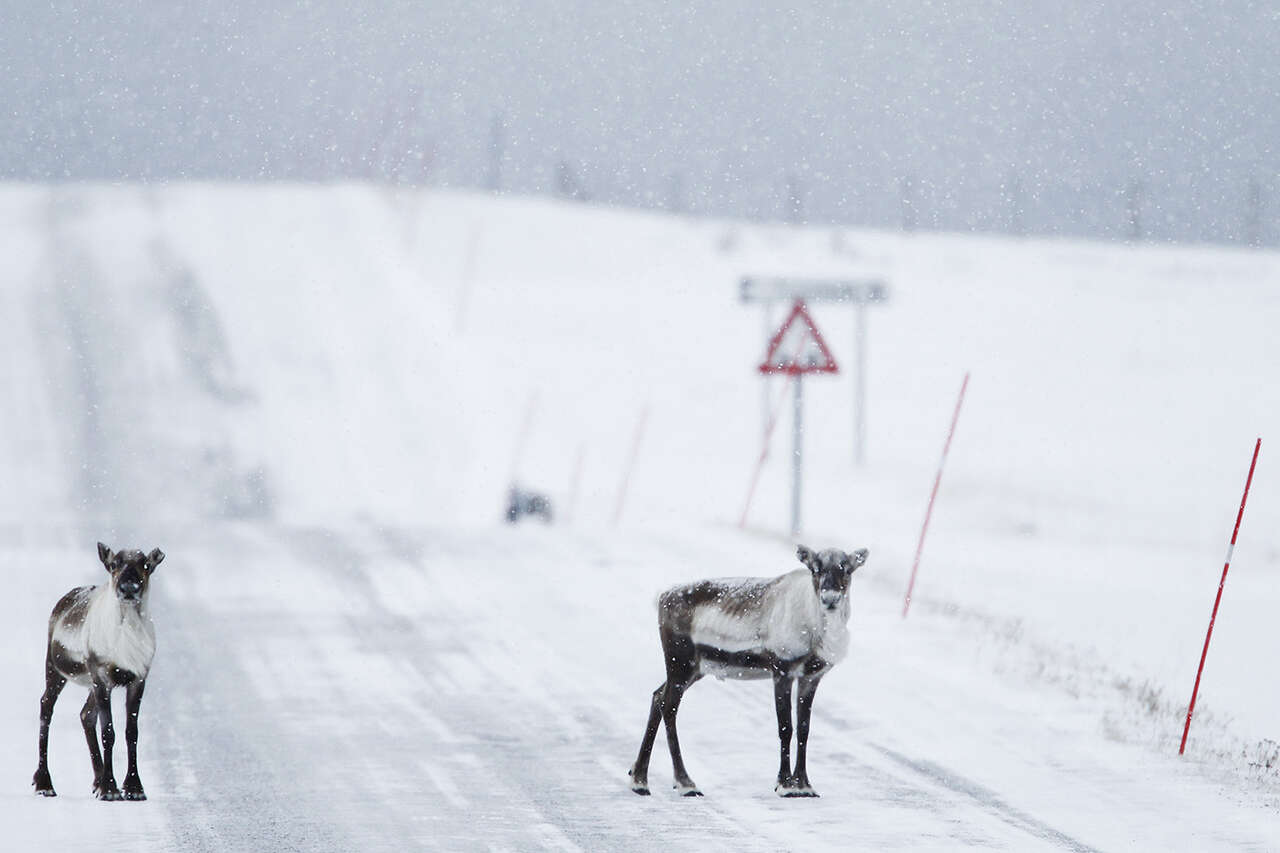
[33, 542, 164, 801]
[628, 545, 868, 797]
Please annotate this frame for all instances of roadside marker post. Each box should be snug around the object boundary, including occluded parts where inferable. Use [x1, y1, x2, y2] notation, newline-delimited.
[612, 405, 650, 526]
[739, 373, 798, 529]
[508, 390, 540, 485]
[902, 372, 970, 619]
[455, 225, 482, 333]
[566, 443, 586, 524]
[1179, 437, 1261, 755]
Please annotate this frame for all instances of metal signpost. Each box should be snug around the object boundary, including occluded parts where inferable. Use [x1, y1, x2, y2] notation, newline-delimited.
[741, 277, 889, 465]
[758, 300, 839, 537]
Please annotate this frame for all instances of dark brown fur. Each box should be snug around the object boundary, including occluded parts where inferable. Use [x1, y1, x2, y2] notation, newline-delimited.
[657, 578, 774, 635]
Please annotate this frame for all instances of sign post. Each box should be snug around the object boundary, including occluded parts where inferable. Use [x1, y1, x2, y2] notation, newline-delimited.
[742, 277, 888, 465]
[759, 300, 839, 537]
[792, 373, 804, 536]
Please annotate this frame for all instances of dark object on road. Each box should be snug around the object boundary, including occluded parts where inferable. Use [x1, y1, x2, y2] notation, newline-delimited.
[506, 486, 554, 524]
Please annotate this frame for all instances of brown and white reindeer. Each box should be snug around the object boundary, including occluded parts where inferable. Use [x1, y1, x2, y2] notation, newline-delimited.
[628, 545, 868, 797]
[33, 542, 164, 801]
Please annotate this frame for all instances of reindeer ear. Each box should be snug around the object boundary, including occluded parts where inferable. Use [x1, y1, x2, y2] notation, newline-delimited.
[97, 542, 114, 569]
[797, 545, 818, 572]
[850, 548, 869, 571]
[146, 548, 165, 574]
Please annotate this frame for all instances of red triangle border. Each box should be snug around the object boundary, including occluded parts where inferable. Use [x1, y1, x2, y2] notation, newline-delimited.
[758, 300, 840, 375]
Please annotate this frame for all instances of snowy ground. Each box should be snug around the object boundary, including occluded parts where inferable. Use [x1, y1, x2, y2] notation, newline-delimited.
[3, 184, 1279, 850]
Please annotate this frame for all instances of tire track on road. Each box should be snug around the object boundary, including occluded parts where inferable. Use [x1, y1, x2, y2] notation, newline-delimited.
[350, 525, 784, 853]
[865, 742, 1101, 853]
[149, 590, 355, 852]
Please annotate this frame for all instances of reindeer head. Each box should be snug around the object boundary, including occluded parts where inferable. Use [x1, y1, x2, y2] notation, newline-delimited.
[797, 545, 868, 610]
[97, 542, 164, 603]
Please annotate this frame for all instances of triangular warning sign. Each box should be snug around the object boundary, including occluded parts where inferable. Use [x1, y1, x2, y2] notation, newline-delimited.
[758, 300, 840, 375]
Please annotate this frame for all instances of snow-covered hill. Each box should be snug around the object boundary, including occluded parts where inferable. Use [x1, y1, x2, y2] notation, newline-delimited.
[3, 184, 1278, 850]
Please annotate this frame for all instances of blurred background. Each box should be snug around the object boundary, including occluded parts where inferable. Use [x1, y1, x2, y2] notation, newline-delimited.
[3, 0, 1277, 245]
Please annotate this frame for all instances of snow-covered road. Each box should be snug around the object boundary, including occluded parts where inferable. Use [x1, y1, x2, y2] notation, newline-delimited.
[12, 521, 1269, 851]
[6, 184, 1280, 850]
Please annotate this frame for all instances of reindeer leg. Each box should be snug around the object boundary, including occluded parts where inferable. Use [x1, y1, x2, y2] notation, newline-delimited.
[771, 672, 794, 793]
[787, 673, 824, 798]
[80, 691, 104, 794]
[121, 678, 146, 800]
[661, 676, 702, 796]
[93, 679, 121, 801]
[33, 657, 66, 796]
[629, 682, 666, 794]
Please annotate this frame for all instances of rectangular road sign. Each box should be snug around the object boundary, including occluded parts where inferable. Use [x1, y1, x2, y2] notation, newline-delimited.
[739, 276, 889, 305]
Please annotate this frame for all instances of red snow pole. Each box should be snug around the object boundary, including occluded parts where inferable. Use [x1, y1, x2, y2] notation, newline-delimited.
[739, 373, 798, 529]
[612, 404, 650, 526]
[455, 225, 482, 333]
[1179, 437, 1261, 755]
[508, 390, 540, 484]
[565, 443, 586, 524]
[902, 372, 970, 619]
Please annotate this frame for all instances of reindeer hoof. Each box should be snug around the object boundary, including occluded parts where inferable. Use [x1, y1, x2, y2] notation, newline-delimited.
[95, 785, 123, 801]
[628, 764, 650, 795]
[674, 783, 703, 797]
[33, 772, 56, 797]
[122, 776, 146, 801]
[776, 778, 819, 797]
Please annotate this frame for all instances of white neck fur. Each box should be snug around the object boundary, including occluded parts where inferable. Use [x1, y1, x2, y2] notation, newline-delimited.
[84, 584, 157, 678]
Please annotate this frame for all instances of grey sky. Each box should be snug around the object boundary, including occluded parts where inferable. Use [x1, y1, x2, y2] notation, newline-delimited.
[3, 0, 1275, 243]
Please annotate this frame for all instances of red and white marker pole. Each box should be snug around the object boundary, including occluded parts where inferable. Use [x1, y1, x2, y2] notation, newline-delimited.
[1179, 437, 1261, 755]
[902, 372, 970, 619]
[508, 390, 540, 485]
[739, 373, 797, 529]
[455, 224, 482, 333]
[612, 404, 650, 526]
[565, 443, 586, 524]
